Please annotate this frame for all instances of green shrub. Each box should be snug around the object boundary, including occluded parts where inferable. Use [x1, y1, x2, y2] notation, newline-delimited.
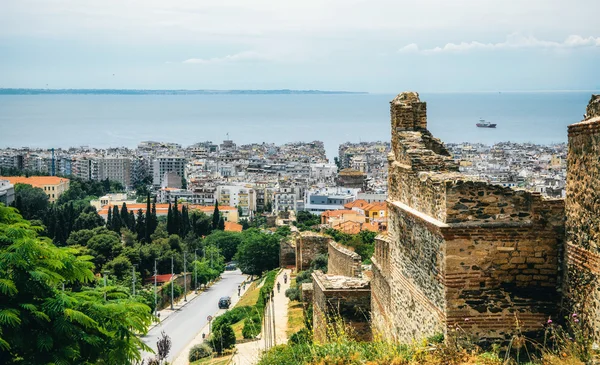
[188, 343, 212, 362]
[285, 287, 300, 301]
[290, 328, 312, 345]
[242, 313, 262, 339]
[212, 306, 252, 330]
[210, 323, 236, 354]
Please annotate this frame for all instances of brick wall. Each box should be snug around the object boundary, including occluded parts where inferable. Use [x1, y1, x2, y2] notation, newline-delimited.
[565, 108, 600, 343]
[328, 241, 362, 277]
[295, 232, 330, 271]
[312, 271, 371, 343]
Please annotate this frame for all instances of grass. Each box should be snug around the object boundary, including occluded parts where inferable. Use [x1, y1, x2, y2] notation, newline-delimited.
[235, 280, 260, 308]
[190, 350, 234, 365]
[231, 318, 245, 341]
[287, 302, 305, 338]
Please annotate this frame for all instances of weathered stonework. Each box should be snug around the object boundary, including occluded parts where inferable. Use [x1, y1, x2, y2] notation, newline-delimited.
[312, 271, 371, 342]
[372, 92, 565, 343]
[280, 234, 296, 268]
[328, 241, 362, 278]
[565, 95, 600, 344]
[295, 232, 330, 271]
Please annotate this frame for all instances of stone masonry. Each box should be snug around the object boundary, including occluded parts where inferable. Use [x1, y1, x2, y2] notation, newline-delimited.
[371, 92, 565, 342]
[565, 94, 600, 344]
[295, 231, 330, 271]
[328, 240, 362, 278]
[312, 271, 371, 342]
[280, 234, 296, 268]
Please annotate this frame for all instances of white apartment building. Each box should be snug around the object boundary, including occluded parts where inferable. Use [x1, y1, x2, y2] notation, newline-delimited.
[0, 180, 15, 206]
[153, 156, 186, 186]
[303, 187, 361, 215]
[216, 184, 256, 216]
[100, 156, 132, 188]
[273, 186, 301, 213]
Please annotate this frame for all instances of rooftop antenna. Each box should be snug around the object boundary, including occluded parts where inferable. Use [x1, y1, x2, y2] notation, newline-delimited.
[226, 132, 230, 141]
[51, 148, 55, 176]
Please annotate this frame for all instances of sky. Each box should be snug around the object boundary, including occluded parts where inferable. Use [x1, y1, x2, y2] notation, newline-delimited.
[0, 0, 599, 92]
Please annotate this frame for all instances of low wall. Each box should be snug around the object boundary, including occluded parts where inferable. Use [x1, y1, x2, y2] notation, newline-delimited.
[327, 241, 362, 277]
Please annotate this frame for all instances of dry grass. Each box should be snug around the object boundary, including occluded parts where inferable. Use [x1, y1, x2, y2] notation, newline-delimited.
[235, 280, 260, 308]
[287, 302, 305, 337]
[231, 318, 245, 341]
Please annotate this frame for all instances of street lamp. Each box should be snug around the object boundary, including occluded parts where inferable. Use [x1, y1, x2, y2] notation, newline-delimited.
[154, 259, 158, 316]
[183, 251, 187, 302]
[103, 270, 110, 301]
[194, 249, 198, 294]
[170, 255, 174, 310]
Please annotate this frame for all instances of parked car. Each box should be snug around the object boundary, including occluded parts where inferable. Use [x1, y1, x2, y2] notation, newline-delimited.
[225, 263, 237, 271]
[218, 296, 231, 309]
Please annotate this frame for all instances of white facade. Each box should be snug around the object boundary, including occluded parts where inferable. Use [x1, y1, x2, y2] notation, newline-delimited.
[153, 156, 187, 186]
[303, 187, 361, 215]
[99, 156, 132, 188]
[0, 180, 15, 206]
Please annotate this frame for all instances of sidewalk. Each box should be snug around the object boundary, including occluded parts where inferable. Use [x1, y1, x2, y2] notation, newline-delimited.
[231, 269, 291, 365]
[171, 275, 253, 365]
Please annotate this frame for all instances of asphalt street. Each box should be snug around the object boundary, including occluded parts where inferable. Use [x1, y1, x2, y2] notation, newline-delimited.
[141, 269, 246, 362]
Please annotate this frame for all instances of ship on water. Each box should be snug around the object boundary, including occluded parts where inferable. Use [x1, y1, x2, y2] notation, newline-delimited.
[476, 118, 496, 128]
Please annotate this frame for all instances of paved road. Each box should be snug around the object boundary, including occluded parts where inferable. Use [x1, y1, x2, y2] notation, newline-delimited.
[141, 270, 246, 362]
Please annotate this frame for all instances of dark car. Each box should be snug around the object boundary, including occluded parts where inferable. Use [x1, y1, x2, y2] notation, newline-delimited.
[218, 296, 231, 309]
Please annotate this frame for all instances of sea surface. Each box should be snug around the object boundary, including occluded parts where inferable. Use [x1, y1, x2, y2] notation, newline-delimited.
[0, 92, 594, 161]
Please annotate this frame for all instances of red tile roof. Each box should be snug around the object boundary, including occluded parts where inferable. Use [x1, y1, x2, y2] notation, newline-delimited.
[1, 176, 69, 187]
[224, 221, 243, 232]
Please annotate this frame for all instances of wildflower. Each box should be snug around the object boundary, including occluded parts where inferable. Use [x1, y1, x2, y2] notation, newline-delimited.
[464, 318, 470, 322]
[572, 313, 578, 317]
[574, 318, 579, 323]
[547, 318, 553, 324]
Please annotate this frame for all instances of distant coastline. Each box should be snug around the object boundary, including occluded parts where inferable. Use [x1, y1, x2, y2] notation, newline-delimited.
[0, 88, 368, 95]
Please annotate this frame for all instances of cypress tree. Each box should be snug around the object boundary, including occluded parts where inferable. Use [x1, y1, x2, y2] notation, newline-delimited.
[120, 203, 129, 228]
[107, 207, 113, 229]
[173, 199, 180, 235]
[218, 216, 225, 231]
[112, 205, 121, 232]
[136, 209, 146, 242]
[212, 200, 220, 230]
[144, 194, 151, 243]
[151, 196, 158, 233]
[167, 203, 174, 235]
[181, 205, 190, 236]
[128, 211, 136, 231]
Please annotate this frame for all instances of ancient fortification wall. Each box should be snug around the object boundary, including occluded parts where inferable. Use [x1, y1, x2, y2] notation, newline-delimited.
[327, 241, 362, 278]
[565, 94, 600, 343]
[279, 234, 296, 268]
[295, 231, 330, 271]
[372, 92, 565, 342]
[312, 271, 371, 343]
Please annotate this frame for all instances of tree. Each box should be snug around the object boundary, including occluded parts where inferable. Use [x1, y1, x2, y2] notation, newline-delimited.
[181, 205, 190, 237]
[0, 204, 153, 364]
[191, 211, 212, 237]
[13, 183, 49, 220]
[107, 206, 113, 229]
[203, 231, 243, 262]
[74, 210, 105, 231]
[105, 255, 134, 278]
[192, 259, 215, 288]
[111, 205, 122, 232]
[212, 200, 220, 230]
[173, 199, 180, 235]
[87, 232, 123, 268]
[210, 323, 236, 354]
[218, 216, 225, 231]
[235, 229, 280, 276]
[167, 203, 175, 235]
[145, 194, 152, 243]
[136, 208, 146, 242]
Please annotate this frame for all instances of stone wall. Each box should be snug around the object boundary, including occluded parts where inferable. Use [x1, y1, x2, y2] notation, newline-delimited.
[565, 101, 600, 344]
[312, 271, 371, 342]
[280, 234, 296, 268]
[295, 232, 330, 271]
[328, 241, 362, 277]
[372, 91, 565, 343]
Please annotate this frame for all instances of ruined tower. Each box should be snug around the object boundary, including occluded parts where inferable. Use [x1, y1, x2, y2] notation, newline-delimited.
[565, 94, 600, 343]
[371, 92, 565, 342]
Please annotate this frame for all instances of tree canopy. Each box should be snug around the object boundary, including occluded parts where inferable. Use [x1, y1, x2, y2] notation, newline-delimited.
[235, 229, 280, 276]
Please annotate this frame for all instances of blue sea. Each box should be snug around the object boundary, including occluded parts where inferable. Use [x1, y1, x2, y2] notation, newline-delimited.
[0, 92, 593, 160]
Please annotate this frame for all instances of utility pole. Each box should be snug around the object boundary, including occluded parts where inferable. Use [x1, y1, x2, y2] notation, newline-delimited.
[183, 251, 187, 302]
[271, 290, 276, 346]
[103, 271, 109, 301]
[171, 255, 174, 310]
[132, 265, 136, 296]
[194, 249, 198, 294]
[153, 260, 158, 317]
[263, 293, 269, 350]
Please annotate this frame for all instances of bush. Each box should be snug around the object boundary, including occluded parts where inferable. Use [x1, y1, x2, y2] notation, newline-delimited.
[212, 306, 252, 330]
[285, 287, 301, 301]
[290, 328, 312, 345]
[210, 323, 236, 354]
[188, 343, 212, 361]
[242, 313, 262, 339]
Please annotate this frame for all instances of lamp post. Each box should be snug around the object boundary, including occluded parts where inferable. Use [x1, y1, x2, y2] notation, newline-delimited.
[183, 251, 187, 302]
[170, 255, 174, 310]
[194, 249, 198, 294]
[154, 259, 157, 316]
[103, 270, 110, 301]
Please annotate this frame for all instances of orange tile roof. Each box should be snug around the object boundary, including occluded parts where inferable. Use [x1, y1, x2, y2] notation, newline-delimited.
[1, 176, 69, 187]
[321, 209, 359, 218]
[189, 205, 237, 212]
[343, 199, 369, 209]
[364, 202, 386, 212]
[224, 221, 243, 232]
[361, 221, 380, 232]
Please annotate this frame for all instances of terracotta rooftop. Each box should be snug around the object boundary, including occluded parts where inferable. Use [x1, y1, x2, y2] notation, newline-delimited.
[321, 209, 360, 218]
[1, 176, 70, 187]
[344, 199, 369, 209]
[224, 221, 243, 232]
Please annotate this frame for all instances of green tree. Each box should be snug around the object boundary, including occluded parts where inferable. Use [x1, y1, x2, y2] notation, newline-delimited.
[13, 183, 49, 220]
[203, 231, 243, 262]
[167, 203, 175, 235]
[0, 204, 153, 364]
[136, 208, 146, 242]
[87, 232, 123, 268]
[192, 259, 215, 288]
[210, 323, 236, 354]
[218, 216, 225, 231]
[191, 211, 212, 237]
[111, 205, 121, 233]
[235, 229, 280, 276]
[74, 210, 105, 231]
[212, 201, 220, 230]
[105, 255, 134, 279]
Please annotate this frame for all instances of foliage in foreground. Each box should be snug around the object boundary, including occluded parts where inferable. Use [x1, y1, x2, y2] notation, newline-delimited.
[242, 270, 279, 339]
[0, 204, 153, 364]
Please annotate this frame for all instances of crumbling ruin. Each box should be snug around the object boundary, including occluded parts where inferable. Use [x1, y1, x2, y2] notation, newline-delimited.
[371, 92, 565, 342]
[565, 94, 600, 343]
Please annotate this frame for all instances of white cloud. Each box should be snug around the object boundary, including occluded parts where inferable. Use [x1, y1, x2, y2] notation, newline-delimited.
[182, 51, 272, 64]
[398, 33, 600, 54]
